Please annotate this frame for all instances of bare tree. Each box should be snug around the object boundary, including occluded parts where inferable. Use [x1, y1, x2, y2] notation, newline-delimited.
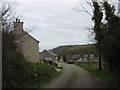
[72, 1, 93, 17]
[0, 0, 37, 43]
[0, 1, 17, 88]
[0, 0, 18, 33]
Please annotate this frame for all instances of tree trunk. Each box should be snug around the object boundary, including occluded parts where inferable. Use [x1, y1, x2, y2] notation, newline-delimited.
[99, 48, 102, 71]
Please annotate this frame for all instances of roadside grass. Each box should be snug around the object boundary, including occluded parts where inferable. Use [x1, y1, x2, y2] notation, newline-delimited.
[27, 71, 61, 88]
[76, 63, 120, 88]
[24, 62, 62, 88]
[3, 59, 61, 88]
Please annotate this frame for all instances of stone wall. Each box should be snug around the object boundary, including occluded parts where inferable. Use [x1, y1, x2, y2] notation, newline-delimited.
[12, 20, 39, 62]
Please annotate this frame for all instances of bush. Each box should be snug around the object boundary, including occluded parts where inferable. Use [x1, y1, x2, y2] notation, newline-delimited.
[2, 32, 56, 88]
[33, 63, 56, 81]
[3, 56, 56, 88]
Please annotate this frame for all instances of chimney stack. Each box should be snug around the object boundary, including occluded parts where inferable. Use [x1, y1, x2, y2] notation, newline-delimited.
[14, 18, 24, 31]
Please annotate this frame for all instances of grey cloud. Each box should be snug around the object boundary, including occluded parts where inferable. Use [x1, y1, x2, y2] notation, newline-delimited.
[17, 1, 94, 51]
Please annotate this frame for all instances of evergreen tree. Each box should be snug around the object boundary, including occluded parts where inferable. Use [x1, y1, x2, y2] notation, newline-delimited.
[102, 2, 120, 72]
[92, 1, 120, 73]
[92, 2, 103, 71]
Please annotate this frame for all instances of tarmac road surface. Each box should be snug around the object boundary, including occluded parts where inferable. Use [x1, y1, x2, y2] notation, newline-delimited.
[41, 62, 102, 88]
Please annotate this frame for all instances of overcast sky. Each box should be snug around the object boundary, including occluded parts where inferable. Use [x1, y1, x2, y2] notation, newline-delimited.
[15, 0, 118, 51]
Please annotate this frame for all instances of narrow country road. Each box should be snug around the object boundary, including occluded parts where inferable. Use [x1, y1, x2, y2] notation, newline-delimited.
[41, 62, 102, 88]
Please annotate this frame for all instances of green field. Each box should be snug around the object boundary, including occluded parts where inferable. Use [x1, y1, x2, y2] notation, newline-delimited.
[51, 44, 99, 60]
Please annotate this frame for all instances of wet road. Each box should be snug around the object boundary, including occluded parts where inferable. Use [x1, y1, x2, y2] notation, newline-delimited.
[41, 62, 102, 88]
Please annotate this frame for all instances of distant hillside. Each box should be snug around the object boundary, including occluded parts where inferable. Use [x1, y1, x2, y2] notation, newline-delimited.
[51, 45, 74, 55]
[51, 44, 98, 57]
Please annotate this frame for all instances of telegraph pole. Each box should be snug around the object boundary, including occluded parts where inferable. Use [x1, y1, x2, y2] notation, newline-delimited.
[87, 42, 90, 67]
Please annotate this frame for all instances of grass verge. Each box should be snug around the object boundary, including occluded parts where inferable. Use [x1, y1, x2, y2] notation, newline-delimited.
[27, 71, 61, 88]
[75, 63, 120, 88]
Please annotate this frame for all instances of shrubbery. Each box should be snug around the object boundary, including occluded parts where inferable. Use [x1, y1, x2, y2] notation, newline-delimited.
[3, 56, 56, 88]
[1, 2, 56, 88]
[2, 32, 56, 88]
